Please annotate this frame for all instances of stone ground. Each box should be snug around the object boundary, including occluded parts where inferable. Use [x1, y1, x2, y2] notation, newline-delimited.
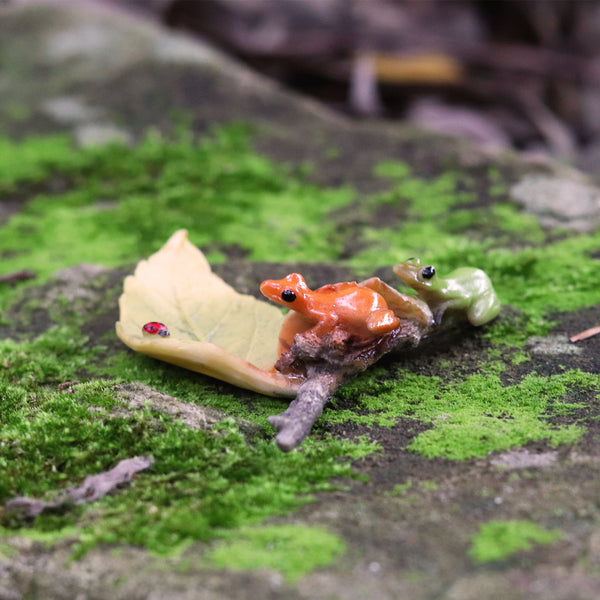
[1, 2, 600, 599]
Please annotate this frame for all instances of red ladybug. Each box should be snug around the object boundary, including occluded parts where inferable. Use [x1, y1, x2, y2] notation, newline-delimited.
[142, 322, 170, 337]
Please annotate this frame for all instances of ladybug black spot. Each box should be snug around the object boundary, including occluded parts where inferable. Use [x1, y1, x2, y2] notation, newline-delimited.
[421, 266, 436, 279]
[281, 289, 296, 302]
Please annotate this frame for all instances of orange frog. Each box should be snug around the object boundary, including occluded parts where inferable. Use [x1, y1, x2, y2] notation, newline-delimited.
[260, 273, 401, 353]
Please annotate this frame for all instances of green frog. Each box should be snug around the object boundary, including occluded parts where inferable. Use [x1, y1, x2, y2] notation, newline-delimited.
[393, 258, 501, 326]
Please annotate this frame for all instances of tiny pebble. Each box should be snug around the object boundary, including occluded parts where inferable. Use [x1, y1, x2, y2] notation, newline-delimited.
[368, 561, 381, 573]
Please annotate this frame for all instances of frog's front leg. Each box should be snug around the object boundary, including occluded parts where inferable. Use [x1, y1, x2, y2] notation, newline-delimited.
[308, 312, 339, 337]
[466, 292, 501, 326]
[430, 298, 468, 325]
[430, 301, 451, 325]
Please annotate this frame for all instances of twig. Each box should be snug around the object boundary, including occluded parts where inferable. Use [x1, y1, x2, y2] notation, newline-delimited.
[518, 93, 576, 159]
[5, 456, 154, 517]
[268, 316, 427, 451]
[570, 326, 600, 343]
[349, 53, 382, 117]
[269, 370, 343, 452]
[461, 42, 591, 84]
[0, 269, 35, 286]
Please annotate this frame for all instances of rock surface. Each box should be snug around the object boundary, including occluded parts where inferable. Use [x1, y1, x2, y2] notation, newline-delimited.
[1, 2, 600, 600]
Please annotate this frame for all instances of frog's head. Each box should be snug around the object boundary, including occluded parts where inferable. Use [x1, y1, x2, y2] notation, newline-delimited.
[393, 258, 439, 292]
[260, 273, 311, 310]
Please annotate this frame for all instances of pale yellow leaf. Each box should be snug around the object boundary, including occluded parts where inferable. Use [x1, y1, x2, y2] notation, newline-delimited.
[116, 230, 301, 397]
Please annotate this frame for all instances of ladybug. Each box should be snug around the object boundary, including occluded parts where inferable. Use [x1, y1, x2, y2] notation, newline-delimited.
[142, 322, 170, 337]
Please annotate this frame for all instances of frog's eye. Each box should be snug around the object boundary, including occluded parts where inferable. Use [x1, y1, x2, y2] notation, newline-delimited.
[421, 266, 436, 279]
[281, 289, 296, 302]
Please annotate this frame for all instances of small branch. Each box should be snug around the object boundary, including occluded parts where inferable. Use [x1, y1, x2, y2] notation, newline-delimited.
[0, 269, 35, 286]
[268, 320, 427, 451]
[570, 326, 600, 343]
[5, 456, 154, 517]
[269, 371, 342, 452]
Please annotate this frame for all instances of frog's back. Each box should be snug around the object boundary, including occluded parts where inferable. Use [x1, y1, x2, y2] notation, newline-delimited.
[448, 266, 489, 283]
[315, 282, 358, 294]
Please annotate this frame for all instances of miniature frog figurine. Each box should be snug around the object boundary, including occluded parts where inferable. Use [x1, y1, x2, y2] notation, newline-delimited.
[393, 258, 500, 326]
[260, 273, 401, 344]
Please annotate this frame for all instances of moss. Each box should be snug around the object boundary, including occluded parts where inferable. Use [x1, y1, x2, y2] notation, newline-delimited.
[207, 524, 346, 582]
[0, 320, 376, 558]
[510, 350, 531, 365]
[331, 367, 599, 460]
[373, 160, 412, 179]
[0, 325, 93, 391]
[386, 481, 413, 497]
[0, 526, 79, 556]
[420, 480, 439, 491]
[0, 370, 375, 556]
[0, 126, 352, 297]
[99, 325, 594, 465]
[0, 134, 79, 189]
[2, 126, 600, 563]
[469, 520, 562, 563]
[102, 349, 301, 430]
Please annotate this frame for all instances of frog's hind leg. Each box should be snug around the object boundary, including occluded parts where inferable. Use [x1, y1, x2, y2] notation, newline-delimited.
[367, 310, 401, 335]
[360, 277, 433, 327]
[467, 293, 501, 326]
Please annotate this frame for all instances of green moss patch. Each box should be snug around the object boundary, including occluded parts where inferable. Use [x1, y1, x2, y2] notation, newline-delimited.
[331, 367, 599, 460]
[469, 520, 562, 563]
[0, 324, 375, 559]
[0, 126, 352, 293]
[0, 374, 375, 557]
[0, 325, 93, 391]
[0, 134, 79, 189]
[207, 524, 346, 582]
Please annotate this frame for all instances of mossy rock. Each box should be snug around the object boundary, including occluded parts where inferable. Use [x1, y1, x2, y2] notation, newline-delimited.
[2, 2, 600, 599]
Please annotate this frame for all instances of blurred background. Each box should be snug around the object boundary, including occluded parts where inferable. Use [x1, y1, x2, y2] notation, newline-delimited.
[102, 0, 600, 177]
